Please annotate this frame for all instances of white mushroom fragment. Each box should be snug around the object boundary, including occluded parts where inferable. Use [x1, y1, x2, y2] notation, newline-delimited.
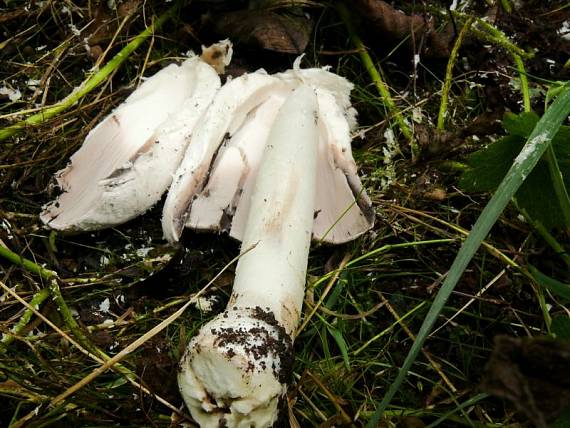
[164, 65, 374, 244]
[40, 41, 232, 231]
[178, 85, 319, 428]
[161, 70, 292, 242]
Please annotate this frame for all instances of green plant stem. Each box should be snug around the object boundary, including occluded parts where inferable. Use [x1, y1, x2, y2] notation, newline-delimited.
[519, 206, 570, 268]
[437, 17, 473, 130]
[47, 279, 105, 356]
[0, 4, 178, 143]
[425, 393, 489, 428]
[0, 245, 56, 279]
[514, 54, 531, 112]
[0, 288, 50, 348]
[366, 86, 570, 427]
[336, 2, 417, 160]
[468, 16, 533, 59]
[499, 0, 513, 12]
[0, 244, 100, 355]
[433, 160, 469, 171]
[544, 147, 570, 227]
[535, 279, 552, 332]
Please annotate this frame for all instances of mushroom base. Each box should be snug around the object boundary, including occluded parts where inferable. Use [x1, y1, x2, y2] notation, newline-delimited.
[178, 307, 293, 428]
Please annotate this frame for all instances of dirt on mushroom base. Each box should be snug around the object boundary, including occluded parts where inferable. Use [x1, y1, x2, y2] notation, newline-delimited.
[204, 306, 294, 385]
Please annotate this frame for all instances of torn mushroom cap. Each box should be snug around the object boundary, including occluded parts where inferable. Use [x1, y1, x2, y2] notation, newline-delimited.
[165, 65, 374, 244]
[40, 41, 231, 232]
[161, 69, 294, 243]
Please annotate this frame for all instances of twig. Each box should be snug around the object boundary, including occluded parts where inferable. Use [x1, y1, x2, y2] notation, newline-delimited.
[437, 17, 473, 130]
[336, 2, 418, 160]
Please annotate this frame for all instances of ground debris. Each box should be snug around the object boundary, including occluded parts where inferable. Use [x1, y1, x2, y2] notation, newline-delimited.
[352, 0, 454, 58]
[214, 9, 312, 54]
[480, 335, 570, 428]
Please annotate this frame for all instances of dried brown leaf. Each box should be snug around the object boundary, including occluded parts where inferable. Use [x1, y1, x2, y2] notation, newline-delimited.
[87, 0, 141, 47]
[353, 0, 453, 58]
[479, 335, 570, 428]
[214, 10, 313, 54]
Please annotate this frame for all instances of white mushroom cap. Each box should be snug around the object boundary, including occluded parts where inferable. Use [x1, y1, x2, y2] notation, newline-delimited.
[161, 70, 291, 242]
[40, 42, 229, 232]
[166, 66, 374, 244]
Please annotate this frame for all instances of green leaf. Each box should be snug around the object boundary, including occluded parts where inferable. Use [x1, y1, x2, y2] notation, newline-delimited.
[551, 316, 570, 340]
[502, 111, 539, 137]
[460, 134, 524, 191]
[529, 265, 570, 301]
[459, 112, 570, 229]
[546, 81, 570, 108]
[326, 325, 351, 369]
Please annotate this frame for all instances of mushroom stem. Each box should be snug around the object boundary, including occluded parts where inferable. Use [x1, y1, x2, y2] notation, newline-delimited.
[178, 85, 319, 428]
[231, 86, 318, 335]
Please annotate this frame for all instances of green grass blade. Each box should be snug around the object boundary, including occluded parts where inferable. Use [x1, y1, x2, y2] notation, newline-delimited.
[326, 325, 351, 369]
[529, 265, 570, 301]
[424, 393, 489, 428]
[366, 84, 570, 427]
[0, 3, 179, 143]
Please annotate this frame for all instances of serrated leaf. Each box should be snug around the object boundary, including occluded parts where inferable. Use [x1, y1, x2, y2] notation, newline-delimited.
[459, 112, 570, 230]
[529, 265, 570, 301]
[502, 111, 539, 137]
[459, 134, 524, 192]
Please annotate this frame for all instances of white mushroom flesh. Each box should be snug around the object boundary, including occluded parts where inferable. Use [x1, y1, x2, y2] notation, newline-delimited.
[161, 70, 290, 243]
[173, 67, 373, 244]
[186, 91, 289, 235]
[312, 87, 374, 243]
[178, 85, 319, 428]
[40, 53, 222, 231]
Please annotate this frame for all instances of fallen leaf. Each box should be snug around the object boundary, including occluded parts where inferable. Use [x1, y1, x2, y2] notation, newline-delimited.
[87, 0, 141, 48]
[214, 10, 313, 54]
[479, 335, 570, 428]
[353, 0, 454, 58]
